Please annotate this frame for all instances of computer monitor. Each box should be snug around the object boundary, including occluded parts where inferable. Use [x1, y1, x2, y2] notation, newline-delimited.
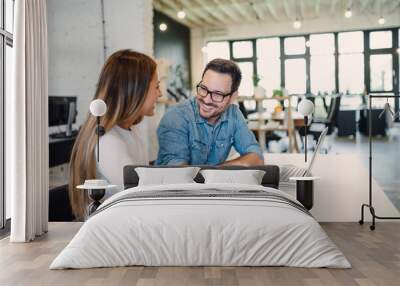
[49, 96, 77, 127]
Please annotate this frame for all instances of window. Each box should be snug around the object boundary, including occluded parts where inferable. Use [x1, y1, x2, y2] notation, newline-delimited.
[310, 33, 335, 55]
[310, 33, 335, 94]
[1, 0, 14, 229]
[5, 0, 13, 32]
[285, 58, 306, 94]
[206, 28, 399, 113]
[338, 31, 363, 53]
[339, 54, 364, 94]
[370, 54, 393, 91]
[205, 41, 230, 62]
[311, 56, 335, 94]
[232, 41, 253, 58]
[370, 31, 392, 49]
[237, 62, 254, 97]
[284, 37, 305, 55]
[5, 44, 11, 221]
[338, 31, 364, 93]
[256, 38, 281, 97]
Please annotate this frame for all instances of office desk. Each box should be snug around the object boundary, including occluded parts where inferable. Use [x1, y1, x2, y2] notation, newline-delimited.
[49, 135, 77, 221]
[49, 136, 76, 168]
[247, 110, 305, 127]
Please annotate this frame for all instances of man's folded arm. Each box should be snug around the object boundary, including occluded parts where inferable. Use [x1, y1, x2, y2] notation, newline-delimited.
[156, 111, 190, 166]
[222, 106, 264, 166]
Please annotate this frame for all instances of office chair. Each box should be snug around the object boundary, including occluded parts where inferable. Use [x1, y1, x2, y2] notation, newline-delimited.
[308, 95, 341, 140]
[297, 94, 341, 151]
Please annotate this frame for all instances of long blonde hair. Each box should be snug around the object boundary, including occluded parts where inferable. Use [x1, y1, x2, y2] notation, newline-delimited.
[69, 50, 157, 220]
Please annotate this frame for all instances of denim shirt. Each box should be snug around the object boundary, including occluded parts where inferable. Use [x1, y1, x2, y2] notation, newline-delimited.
[156, 97, 263, 165]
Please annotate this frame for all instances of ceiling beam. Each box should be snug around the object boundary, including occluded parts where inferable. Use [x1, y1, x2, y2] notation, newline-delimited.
[385, 0, 400, 13]
[250, 2, 262, 21]
[330, 0, 338, 14]
[192, 0, 231, 25]
[360, 0, 371, 13]
[178, 0, 221, 26]
[374, 0, 386, 15]
[299, 0, 306, 19]
[264, 0, 279, 21]
[283, 0, 294, 20]
[154, 0, 198, 27]
[315, 0, 320, 17]
[157, 0, 205, 26]
[212, 0, 239, 23]
[229, 0, 255, 22]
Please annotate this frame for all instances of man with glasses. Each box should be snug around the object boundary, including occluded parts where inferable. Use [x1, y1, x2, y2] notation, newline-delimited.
[156, 58, 263, 166]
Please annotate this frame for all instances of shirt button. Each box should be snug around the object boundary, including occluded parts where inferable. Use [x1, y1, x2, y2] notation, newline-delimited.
[220, 143, 224, 147]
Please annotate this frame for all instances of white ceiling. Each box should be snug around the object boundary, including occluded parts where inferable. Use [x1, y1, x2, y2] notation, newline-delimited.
[153, 0, 400, 28]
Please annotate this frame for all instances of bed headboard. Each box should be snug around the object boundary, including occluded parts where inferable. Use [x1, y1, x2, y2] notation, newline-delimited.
[123, 165, 280, 189]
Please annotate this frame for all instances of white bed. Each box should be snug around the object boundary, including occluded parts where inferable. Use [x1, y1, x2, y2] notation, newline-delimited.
[50, 183, 350, 269]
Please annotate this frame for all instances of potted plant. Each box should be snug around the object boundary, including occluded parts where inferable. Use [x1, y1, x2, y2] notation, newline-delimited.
[272, 88, 284, 114]
[253, 74, 265, 99]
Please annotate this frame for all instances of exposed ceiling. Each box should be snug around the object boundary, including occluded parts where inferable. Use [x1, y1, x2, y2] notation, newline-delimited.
[153, 0, 400, 28]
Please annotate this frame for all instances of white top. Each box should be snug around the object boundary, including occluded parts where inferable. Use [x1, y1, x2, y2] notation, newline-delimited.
[96, 125, 148, 198]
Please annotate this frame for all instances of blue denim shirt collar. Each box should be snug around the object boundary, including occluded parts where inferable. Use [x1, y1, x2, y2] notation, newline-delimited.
[191, 97, 229, 125]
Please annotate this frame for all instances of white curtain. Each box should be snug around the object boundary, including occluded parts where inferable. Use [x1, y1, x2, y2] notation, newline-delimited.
[9, 0, 49, 242]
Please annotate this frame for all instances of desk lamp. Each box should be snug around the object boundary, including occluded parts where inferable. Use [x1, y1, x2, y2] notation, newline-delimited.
[89, 99, 107, 162]
[298, 99, 314, 162]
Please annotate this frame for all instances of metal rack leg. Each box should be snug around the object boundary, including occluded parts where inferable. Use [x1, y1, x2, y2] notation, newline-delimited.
[359, 204, 366, 225]
[359, 94, 400, 231]
[359, 204, 376, 230]
[369, 206, 376, 231]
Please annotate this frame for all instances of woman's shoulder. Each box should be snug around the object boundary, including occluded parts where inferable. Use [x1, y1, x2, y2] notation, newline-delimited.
[99, 126, 130, 148]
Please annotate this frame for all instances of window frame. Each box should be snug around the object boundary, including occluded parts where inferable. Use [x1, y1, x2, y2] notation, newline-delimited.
[0, 0, 14, 232]
[206, 26, 400, 120]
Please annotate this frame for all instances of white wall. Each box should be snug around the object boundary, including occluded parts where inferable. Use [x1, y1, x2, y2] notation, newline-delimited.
[191, 14, 400, 87]
[47, 0, 157, 159]
[103, 0, 153, 57]
[48, 0, 154, 126]
[47, 0, 104, 127]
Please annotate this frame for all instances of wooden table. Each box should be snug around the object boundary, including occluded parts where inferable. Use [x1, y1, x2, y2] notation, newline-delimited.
[248, 110, 305, 127]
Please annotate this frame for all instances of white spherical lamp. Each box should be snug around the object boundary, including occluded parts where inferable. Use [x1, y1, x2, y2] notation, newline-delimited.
[89, 99, 107, 117]
[90, 99, 107, 162]
[298, 99, 314, 117]
[298, 98, 315, 163]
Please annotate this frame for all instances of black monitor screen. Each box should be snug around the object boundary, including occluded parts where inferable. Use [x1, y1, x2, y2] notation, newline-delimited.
[48, 96, 77, 126]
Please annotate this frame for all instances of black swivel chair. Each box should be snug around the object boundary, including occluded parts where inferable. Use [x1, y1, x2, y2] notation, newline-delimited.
[297, 94, 341, 145]
[308, 95, 341, 140]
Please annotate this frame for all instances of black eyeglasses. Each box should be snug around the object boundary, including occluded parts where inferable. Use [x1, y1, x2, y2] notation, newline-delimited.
[196, 83, 234, 103]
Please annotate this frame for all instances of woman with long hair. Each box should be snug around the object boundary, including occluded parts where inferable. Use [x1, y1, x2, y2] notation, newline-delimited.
[69, 49, 161, 220]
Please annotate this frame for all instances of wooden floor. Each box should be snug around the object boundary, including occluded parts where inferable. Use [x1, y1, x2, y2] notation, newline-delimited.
[0, 222, 400, 286]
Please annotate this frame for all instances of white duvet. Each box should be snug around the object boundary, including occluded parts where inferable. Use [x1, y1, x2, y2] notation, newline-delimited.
[50, 183, 350, 269]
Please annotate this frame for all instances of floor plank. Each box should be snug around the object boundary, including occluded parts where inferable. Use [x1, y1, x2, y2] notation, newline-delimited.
[1, 222, 399, 286]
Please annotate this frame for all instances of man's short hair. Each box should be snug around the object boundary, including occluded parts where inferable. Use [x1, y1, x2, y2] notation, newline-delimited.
[201, 58, 242, 93]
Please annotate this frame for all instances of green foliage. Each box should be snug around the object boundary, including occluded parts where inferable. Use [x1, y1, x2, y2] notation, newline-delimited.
[272, 89, 283, 98]
[252, 74, 261, 87]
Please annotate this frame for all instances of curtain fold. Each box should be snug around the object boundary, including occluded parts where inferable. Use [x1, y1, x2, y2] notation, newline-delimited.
[10, 0, 49, 242]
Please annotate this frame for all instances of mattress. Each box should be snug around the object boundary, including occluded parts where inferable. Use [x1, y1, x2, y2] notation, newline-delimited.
[50, 183, 350, 269]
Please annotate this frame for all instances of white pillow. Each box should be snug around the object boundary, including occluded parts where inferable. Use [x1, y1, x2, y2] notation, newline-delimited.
[135, 167, 200, 186]
[200, 169, 266, 185]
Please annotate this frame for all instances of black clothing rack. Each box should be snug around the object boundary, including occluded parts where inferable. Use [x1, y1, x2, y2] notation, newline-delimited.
[359, 94, 400, 230]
